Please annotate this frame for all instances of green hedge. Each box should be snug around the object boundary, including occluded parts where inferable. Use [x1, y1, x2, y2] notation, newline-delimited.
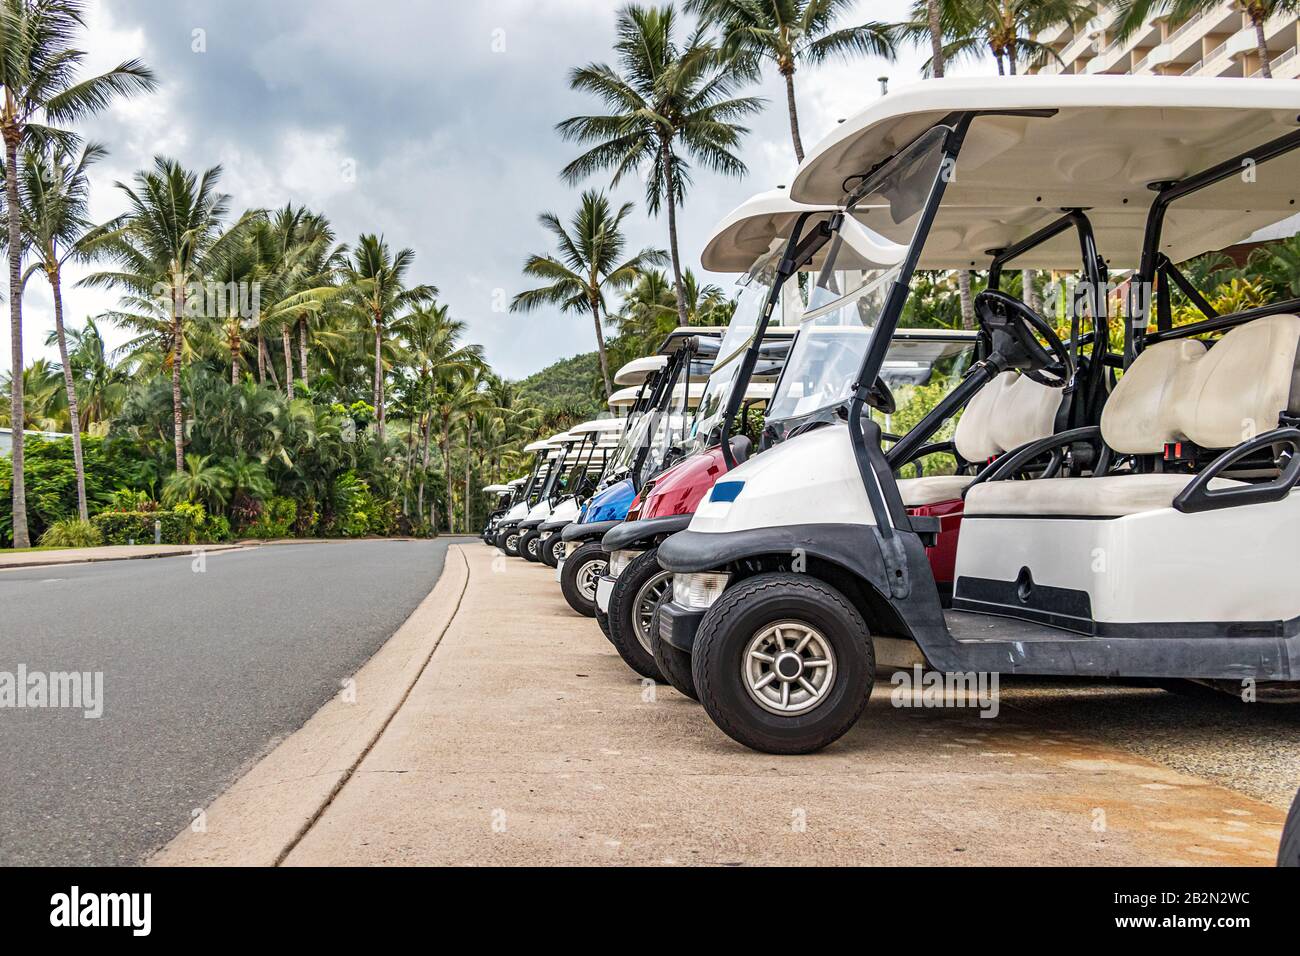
[92, 509, 197, 546]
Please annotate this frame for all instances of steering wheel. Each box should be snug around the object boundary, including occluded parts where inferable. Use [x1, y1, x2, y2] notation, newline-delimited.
[975, 289, 1072, 387]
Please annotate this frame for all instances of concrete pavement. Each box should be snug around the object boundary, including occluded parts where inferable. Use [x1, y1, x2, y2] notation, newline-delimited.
[158, 543, 1286, 866]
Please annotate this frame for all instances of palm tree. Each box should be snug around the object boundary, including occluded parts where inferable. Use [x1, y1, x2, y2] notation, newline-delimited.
[908, 0, 1092, 74]
[54, 316, 128, 428]
[85, 158, 258, 473]
[0, 0, 156, 546]
[338, 234, 436, 445]
[1111, 1, 1298, 78]
[687, 0, 896, 163]
[394, 303, 483, 522]
[558, 3, 763, 325]
[511, 190, 666, 398]
[14, 140, 114, 519]
[927, 0, 946, 77]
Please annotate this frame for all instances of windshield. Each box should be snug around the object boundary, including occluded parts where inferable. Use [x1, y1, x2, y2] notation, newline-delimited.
[680, 248, 784, 457]
[765, 127, 950, 435]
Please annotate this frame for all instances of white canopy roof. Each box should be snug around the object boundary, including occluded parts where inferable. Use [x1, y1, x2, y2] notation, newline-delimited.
[702, 189, 840, 273]
[522, 439, 551, 453]
[791, 76, 1300, 270]
[613, 355, 668, 386]
[608, 386, 641, 410]
[545, 431, 573, 446]
[507, 477, 526, 486]
[481, 484, 509, 493]
[569, 418, 627, 435]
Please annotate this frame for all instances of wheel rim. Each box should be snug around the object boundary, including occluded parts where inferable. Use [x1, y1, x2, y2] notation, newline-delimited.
[633, 571, 672, 654]
[742, 621, 836, 716]
[527, 536, 539, 557]
[576, 558, 605, 602]
[506, 533, 519, 552]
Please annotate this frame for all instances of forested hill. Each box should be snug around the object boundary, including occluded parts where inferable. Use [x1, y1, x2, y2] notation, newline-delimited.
[517, 351, 606, 422]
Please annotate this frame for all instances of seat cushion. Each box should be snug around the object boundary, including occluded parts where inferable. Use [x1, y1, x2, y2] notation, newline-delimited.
[963, 473, 1247, 518]
[897, 475, 974, 507]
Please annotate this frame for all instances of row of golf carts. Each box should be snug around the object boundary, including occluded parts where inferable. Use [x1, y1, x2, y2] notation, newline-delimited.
[484, 76, 1300, 861]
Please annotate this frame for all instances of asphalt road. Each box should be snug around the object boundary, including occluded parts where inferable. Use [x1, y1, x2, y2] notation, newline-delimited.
[0, 538, 462, 866]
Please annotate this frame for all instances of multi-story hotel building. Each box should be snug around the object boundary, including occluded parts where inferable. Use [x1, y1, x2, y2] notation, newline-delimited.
[1032, 1, 1300, 79]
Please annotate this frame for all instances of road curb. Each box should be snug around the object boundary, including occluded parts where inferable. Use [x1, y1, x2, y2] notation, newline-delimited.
[0, 543, 251, 571]
[148, 544, 471, 866]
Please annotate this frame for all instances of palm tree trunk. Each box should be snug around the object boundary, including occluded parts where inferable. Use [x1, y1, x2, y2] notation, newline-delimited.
[442, 425, 453, 534]
[374, 317, 385, 444]
[1253, 16, 1273, 78]
[1021, 268, 1038, 312]
[418, 414, 431, 516]
[282, 324, 294, 396]
[464, 420, 472, 534]
[590, 299, 613, 399]
[5, 133, 29, 548]
[230, 326, 241, 385]
[256, 329, 267, 384]
[263, 337, 280, 391]
[957, 270, 975, 330]
[49, 268, 88, 522]
[781, 67, 804, 163]
[298, 315, 309, 387]
[661, 139, 688, 327]
[171, 282, 185, 473]
[928, 0, 945, 78]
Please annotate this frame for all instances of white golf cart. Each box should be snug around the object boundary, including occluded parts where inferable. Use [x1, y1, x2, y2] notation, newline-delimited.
[531, 418, 624, 567]
[657, 77, 1300, 753]
[480, 484, 513, 543]
[556, 328, 722, 616]
[495, 435, 565, 557]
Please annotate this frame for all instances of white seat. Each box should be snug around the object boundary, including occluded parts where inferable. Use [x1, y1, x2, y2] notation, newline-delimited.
[896, 371, 1062, 507]
[964, 313, 1300, 517]
[897, 474, 974, 507]
[964, 473, 1247, 517]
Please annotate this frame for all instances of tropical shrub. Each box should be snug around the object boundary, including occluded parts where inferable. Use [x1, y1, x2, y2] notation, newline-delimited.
[91, 509, 201, 545]
[38, 519, 103, 548]
[0, 437, 144, 546]
[245, 496, 297, 539]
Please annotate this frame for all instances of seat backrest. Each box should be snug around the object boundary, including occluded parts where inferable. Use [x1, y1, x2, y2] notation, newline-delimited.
[1100, 313, 1300, 454]
[954, 371, 1064, 462]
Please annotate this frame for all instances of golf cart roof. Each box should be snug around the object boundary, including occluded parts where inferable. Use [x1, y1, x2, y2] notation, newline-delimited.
[657, 326, 724, 355]
[545, 431, 573, 446]
[614, 355, 668, 386]
[791, 76, 1300, 270]
[481, 484, 509, 493]
[569, 418, 626, 436]
[608, 386, 641, 410]
[507, 477, 526, 486]
[523, 439, 551, 453]
[702, 189, 840, 273]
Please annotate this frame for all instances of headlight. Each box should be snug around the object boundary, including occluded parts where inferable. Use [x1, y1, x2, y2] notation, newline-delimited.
[673, 572, 731, 610]
[608, 549, 641, 579]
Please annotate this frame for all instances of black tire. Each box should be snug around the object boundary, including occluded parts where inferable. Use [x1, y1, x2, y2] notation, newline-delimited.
[500, 528, 522, 558]
[651, 591, 698, 700]
[541, 533, 562, 568]
[691, 573, 874, 755]
[595, 605, 612, 640]
[520, 529, 542, 563]
[606, 548, 671, 682]
[560, 541, 606, 618]
[1280, 786, 1300, 867]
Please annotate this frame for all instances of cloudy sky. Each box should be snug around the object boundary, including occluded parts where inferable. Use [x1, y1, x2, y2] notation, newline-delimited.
[8, 0, 991, 381]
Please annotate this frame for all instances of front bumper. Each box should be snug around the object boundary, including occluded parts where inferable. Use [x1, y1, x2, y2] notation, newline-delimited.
[519, 518, 543, 531]
[601, 513, 692, 552]
[539, 516, 571, 534]
[561, 519, 620, 544]
[657, 600, 704, 653]
[595, 574, 616, 613]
